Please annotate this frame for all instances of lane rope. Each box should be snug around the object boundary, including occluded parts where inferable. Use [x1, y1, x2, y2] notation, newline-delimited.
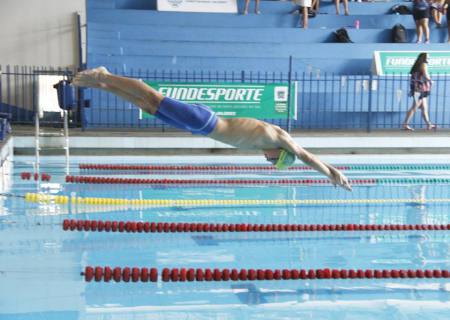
[79, 163, 450, 172]
[79, 164, 349, 171]
[82, 266, 450, 282]
[20, 172, 51, 181]
[24, 192, 450, 207]
[63, 219, 450, 233]
[65, 175, 450, 186]
[0, 193, 25, 199]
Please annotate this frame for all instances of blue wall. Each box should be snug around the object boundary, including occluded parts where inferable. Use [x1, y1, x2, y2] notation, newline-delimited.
[84, 0, 450, 130]
[86, 0, 449, 75]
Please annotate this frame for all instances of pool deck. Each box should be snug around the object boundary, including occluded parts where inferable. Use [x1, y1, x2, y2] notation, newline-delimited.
[10, 125, 450, 155]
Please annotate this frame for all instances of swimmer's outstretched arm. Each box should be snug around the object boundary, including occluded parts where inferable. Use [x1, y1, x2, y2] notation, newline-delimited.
[297, 146, 351, 191]
[276, 130, 352, 191]
[196, 116, 351, 190]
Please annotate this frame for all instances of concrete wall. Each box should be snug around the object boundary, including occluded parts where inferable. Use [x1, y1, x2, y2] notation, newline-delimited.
[0, 0, 85, 68]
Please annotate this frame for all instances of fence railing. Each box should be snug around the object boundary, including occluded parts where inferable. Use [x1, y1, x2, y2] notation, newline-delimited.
[1, 66, 449, 131]
[0, 66, 75, 125]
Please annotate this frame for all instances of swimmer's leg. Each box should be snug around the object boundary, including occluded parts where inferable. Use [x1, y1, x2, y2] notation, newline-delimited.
[73, 67, 217, 134]
[155, 97, 218, 135]
[73, 67, 163, 115]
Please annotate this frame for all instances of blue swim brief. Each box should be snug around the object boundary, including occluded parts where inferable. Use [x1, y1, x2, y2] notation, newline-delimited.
[154, 97, 218, 135]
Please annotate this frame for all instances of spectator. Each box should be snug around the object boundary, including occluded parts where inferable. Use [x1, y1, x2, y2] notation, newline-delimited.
[402, 53, 436, 131]
[313, 0, 320, 12]
[413, 0, 431, 43]
[430, 0, 449, 28]
[445, 0, 450, 42]
[335, 0, 349, 15]
[290, 0, 316, 28]
[430, 0, 444, 26]
[243, 0, 260, 14]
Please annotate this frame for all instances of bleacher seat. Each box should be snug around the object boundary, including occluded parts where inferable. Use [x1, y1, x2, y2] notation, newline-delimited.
[84, 0, 450, 129]
[87, 3, 448, 74]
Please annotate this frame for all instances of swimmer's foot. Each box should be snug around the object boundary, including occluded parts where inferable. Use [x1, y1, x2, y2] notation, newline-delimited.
[72, 66, 110, 88]
[402, 125, 414, 131]
[427, 124, 437, 131]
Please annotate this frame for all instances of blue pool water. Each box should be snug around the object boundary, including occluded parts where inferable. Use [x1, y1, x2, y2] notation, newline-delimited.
[1, 155, 450, 319]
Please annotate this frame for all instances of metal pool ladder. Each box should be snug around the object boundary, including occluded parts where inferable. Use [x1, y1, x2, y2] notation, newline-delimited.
[34, 75, 73, 176]
[34, 108, 70, 175]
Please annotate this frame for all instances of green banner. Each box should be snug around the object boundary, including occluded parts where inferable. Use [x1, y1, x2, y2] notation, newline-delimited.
[373, 51, 450, 75]
[141, 81, 297, 119]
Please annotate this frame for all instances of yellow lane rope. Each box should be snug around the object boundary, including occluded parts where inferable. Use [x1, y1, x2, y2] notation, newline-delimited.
[24, 193, 450, 207]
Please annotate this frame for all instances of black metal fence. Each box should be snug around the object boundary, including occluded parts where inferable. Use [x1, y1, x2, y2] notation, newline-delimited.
[1, 65, 449, 131]
[0, 65, 75, 124]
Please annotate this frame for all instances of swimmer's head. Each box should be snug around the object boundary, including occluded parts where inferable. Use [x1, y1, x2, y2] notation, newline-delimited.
[264, 149, 296, 169]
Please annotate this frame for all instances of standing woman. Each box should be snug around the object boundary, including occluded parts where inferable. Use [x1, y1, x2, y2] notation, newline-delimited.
[413, 0, 431, 43]
[402, 53, 436, 131]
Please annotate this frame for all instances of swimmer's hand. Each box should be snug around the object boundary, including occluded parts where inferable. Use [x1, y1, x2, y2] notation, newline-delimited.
[327, 167, 352, 191]
[72, 67, 110, 89]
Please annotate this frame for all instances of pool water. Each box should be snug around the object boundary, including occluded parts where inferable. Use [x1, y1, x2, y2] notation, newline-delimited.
[1, 155, 450, 319]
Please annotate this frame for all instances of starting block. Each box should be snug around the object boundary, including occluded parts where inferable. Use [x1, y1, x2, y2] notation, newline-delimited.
[53, 80, 75, 110]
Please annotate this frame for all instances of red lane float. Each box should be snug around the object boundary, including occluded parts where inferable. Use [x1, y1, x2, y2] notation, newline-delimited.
[65, 175, 375, 186]
[20, 172, 31, 180]
[20, 172, 51, 181]
[83, 266, 158, 282]
[79, 164, 351, 172]
[63, 219, 450, 233]
[82, 266, 450, 282]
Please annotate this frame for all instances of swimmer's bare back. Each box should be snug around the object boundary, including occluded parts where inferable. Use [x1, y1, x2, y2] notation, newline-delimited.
[210, 118, 294, 151]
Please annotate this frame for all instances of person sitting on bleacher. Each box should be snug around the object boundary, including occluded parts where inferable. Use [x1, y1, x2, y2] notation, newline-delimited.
[430, 0, 446, 27]
[433, 0, 450, 42]
[335, 0, 349, 16]
[447, 0, 450, 42]
[243, 0, 260, 14]
[290, 0, 318, 28]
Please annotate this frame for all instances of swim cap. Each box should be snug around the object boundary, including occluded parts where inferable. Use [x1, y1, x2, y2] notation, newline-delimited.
[275, 150, 296, 170]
